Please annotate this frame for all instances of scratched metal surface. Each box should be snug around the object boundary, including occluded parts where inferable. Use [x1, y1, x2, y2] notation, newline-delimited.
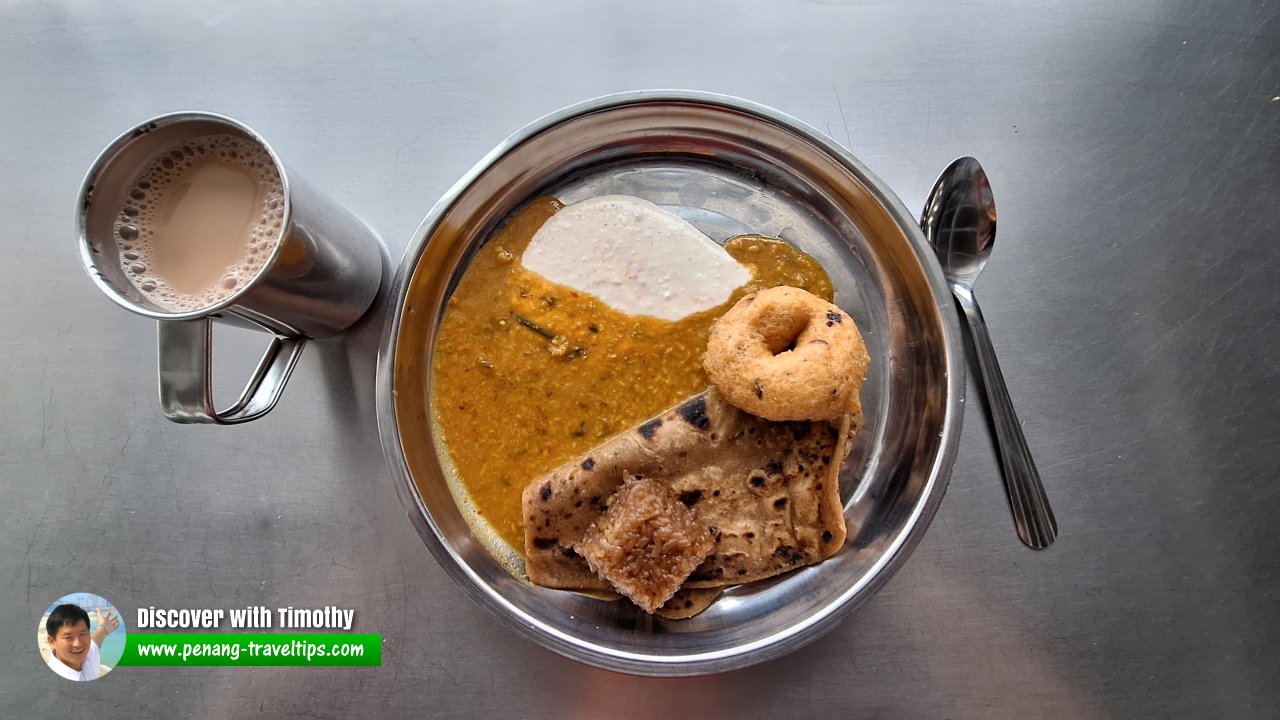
[2, 0, 1278, 717]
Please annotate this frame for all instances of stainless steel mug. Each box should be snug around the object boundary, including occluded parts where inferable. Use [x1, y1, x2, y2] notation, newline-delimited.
[77, 112, 383, 424]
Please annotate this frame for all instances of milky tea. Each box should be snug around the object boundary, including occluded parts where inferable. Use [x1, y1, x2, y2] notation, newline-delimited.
[114, 134, 285, 312]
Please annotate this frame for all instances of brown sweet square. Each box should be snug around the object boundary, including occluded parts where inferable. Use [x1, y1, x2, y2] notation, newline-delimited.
[574, 475, 715, 613]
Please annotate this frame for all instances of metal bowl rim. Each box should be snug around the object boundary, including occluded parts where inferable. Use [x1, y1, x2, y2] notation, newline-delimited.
[375, 89, 965, 676]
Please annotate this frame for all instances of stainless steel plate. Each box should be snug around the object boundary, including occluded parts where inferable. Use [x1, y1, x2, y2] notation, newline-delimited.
[376, 91, 964, 676]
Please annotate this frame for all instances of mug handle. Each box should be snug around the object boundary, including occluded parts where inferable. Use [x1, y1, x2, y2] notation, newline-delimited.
[158, 318, 307, 424]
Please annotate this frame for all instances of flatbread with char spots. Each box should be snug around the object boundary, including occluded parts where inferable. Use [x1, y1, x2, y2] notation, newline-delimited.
[522, 388, 856, 591]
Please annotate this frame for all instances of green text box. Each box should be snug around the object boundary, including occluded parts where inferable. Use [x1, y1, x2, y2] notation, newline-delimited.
[117, 634, 381, 666]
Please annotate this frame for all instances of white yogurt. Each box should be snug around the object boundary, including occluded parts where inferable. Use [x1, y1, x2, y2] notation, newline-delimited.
[522, 195, 751, 321]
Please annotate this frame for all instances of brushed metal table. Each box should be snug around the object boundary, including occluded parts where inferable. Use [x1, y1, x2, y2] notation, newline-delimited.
[2, 1, 1276, 717]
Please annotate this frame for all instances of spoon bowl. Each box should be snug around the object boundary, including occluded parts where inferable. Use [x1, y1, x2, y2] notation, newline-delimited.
[922, 156, 997, 290]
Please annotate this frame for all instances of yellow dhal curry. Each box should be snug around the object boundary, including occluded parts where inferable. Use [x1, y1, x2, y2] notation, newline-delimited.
[432, 197, 833, 549]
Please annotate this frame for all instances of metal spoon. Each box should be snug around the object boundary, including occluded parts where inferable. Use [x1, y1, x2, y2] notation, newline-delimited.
[921, 157, 1058, 549]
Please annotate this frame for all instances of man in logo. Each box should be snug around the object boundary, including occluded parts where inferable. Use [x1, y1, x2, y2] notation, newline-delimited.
[45, 603, 119, 681]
